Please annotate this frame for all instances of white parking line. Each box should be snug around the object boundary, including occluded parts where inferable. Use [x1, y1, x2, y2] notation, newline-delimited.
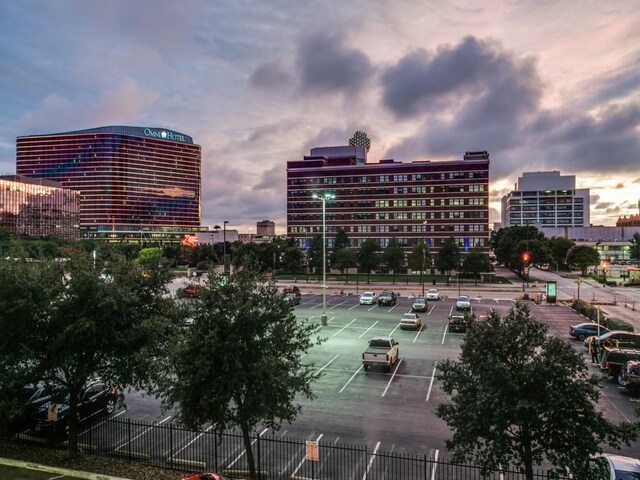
[430, 449, 439, 480]
[348, 303, 361, 310]
[367, 305, 377, 312]
[449, 305, 454, 317]
[362, 441, 381, 480]
[427, 305, 435, 315]
[291, 433, 323, 477]
[426, 362, 437, 402]
[382, 359, 403, 397]
[330, 299, 349, 310]
[114, 415, 171, 450]
[388, 322, 401, 336]
[359, 320, 379, 338]
[333, 318, 356, 336]
[227, 428, 269, 467]
[317, 354, 339, 374]
[339, 365, 364, 393]
[174, 424, 215, 456]
[413, 325, 423, 343]
[387, 304, 399, 312]
[441, 325, 449, 345]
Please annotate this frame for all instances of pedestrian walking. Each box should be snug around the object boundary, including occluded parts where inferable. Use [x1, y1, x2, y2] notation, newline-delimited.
[588, 337, 599, 364]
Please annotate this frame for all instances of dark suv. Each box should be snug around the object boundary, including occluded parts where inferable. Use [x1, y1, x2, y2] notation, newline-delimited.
[34, 380, 118, 435]
[377, 291, 397, 306]
[595, 331, 640, 350]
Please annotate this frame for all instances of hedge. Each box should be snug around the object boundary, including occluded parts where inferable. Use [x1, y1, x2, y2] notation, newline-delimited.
[571, 300, 634, 332]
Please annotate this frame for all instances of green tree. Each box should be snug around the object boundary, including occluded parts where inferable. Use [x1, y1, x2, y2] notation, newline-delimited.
[333, 247, 358, 282]
[548, 237, 575, 271]
[566, 245, 601, 276]
[134, 247, 163, 267]
[330, 228, 351, 273]
[408, 242, 430, 273]
[0, 253, 176, 458]
[492, 226, 547, 271]
[357, 239, 380, 283]
[630, 232, 640, 267]
[436, 303, 639, 480]
[282, 246, 303, 273]
[231, 242, 262, 270]
[160, 269, 322, 479]
[462, 249, 491, 285]
[436, 237, 460, 275]
[383, 237, 405, 284]
[307, 235, 323, 275]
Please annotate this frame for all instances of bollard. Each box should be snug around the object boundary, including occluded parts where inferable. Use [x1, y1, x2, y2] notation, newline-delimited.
[321, 314, 328, 326]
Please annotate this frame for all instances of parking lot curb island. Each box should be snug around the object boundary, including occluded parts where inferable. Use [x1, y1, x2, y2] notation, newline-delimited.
[0, 456, 133, 480]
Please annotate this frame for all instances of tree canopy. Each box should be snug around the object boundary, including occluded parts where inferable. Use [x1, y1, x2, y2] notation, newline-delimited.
[307, 235, 323, 274]
[566, 245, 600, 275]
[383, 237, 405, 283]
[436, 303, 639, 479]
[462, 249, 492, 285]
[548, 237, 575, 271]
[0, 253, 176, 457]
[357, 238, 380, 283]
[630, 232, 640, 266]
[435, 237, 459, 274]
[160, 269, 322, 479]
[492, 226, 547, 271]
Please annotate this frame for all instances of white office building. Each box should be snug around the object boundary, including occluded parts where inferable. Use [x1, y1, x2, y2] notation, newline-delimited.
[501, 171, 589, 228]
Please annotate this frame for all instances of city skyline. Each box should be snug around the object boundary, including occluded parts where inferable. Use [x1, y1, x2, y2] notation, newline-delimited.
[1, 1, 638, 234]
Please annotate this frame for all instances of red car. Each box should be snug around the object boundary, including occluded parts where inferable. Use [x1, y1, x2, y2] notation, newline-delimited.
[180, 474, 232, 480]
[183, 285, 201, 298]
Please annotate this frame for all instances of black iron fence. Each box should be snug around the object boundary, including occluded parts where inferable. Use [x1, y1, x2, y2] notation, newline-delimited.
[12, 417, 569, 479]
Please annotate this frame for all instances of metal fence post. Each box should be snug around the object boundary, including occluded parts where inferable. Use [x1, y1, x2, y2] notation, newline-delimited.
[257, 432, 261, 480]
[169, 424, 174, 468]
[127, 418, 132, 460]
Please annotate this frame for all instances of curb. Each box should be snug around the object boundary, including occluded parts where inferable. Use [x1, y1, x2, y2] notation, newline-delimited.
[0, 456, 133, 480]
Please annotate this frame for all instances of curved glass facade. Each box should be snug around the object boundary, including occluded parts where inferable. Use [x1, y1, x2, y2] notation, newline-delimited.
[0, 175, 79, 241]
[16, 126, 201, 242]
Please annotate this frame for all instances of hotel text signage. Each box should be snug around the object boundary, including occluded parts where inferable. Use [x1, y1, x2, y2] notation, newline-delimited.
[143, 128, 186, 143]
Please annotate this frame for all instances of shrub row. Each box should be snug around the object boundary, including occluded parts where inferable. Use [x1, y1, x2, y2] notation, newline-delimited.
[571, 300, 634, 332]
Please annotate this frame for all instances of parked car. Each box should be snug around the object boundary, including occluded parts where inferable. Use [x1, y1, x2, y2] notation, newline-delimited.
[455, 295, 471, 311]
[34, 380, 118, 435]
[359, 291, 377, 305]
[283, 285, 301, 297]
[183, 285, 201, 298]
[284, 292, 300, 305]
[8, 382, 57, 432]
[377, 291, 397, 306]
[599, 347, 640, 379]
[589, 453, 640, 479]
[448, 312, 467, 333]
[411, 297, 428, 312]
[477, 313, 490, 326]
[362, 336, 399, 372]
[400, 312, 422, 330]
[594, 331, 640, 350]
[569, 322, 610, 341]
[425, 289, 440, 301]
[620, 360, 640, 394]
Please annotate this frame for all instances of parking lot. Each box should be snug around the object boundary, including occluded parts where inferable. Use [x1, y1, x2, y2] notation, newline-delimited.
[13, 291, 640, 478]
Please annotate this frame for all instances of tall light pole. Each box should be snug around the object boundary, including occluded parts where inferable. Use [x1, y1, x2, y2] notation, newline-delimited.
[223, 220, 229, 277]
[313, 192, 335, 325]
[422, 220, 428, 297]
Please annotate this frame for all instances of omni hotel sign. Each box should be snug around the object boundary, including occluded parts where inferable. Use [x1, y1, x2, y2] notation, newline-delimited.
[143, 128, 187, 143]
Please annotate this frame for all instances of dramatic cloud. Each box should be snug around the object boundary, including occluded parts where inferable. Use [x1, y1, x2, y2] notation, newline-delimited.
[595, 202, 614, 210]
[296, 31, 375, 96]
[381, 36, 542, 120]
[249, 61, 292, 90]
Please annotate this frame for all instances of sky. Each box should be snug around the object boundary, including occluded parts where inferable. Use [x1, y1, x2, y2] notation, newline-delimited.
[1, 0, 639, 234]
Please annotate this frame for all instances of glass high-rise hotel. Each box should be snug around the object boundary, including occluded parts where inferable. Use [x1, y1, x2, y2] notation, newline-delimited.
[287, 146, 490, 258]
[0, 175, 80, 241]
[16, 126, 201, 242]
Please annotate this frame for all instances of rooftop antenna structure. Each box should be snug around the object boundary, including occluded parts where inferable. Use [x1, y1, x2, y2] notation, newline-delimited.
[349, 130, 371, 152]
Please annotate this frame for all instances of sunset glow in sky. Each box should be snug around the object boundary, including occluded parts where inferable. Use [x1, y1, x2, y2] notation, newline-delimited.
[1, 1, 639, 233]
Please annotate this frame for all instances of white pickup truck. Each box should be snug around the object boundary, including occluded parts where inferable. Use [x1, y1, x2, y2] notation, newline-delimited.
[362, 336, 399, 372]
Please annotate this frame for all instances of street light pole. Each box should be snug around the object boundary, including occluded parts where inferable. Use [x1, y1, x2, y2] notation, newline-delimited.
[313, 192, 335, 325]
[223, 220, 229, 277]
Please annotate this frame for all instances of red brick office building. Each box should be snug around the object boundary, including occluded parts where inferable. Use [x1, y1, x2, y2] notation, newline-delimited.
[286, 146, 490, 260]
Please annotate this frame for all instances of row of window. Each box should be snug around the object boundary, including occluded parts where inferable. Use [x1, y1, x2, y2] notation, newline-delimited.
[294, 236, 487, 249]
[289, 209, 487, 221]
[288, 184, 486, 196]
[289, 222, 487, 234]
[289, 171, 487, 185]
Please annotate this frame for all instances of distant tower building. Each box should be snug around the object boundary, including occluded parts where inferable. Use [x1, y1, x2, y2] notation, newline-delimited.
[16, 126, 201, 242]
[501, 171, 589, 228]
[616, 200, 640, 227]
[257, 220, 275, 236]
[0, 175, 80, 241]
